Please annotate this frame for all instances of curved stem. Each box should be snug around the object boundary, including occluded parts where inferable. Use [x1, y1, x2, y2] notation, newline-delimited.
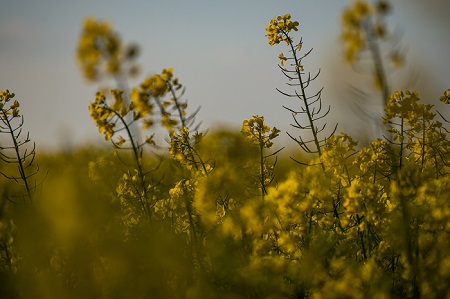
[111, 109, 151, 218]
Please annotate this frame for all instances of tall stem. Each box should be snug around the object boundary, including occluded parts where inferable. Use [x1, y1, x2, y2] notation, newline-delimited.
[284, 31, 322, 158]
[363, 20, 390, 107]
[259, 135, 266, 203]
[2, 112, 33, 207]
[113, 109, 150, 218]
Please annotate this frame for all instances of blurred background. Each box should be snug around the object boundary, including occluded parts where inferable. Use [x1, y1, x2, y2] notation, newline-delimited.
[1, 0, 449, 151]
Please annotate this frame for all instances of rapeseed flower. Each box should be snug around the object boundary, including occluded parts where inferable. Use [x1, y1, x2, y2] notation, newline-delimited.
[76, 17, 122, 81]
[266, 14, 299, 46]
[241, 115, 280, 149]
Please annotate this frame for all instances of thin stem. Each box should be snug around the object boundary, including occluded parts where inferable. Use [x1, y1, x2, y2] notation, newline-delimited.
[282, 31, 323, 159]
[1, 111, 33, 207]
[112, 109, 151, 218]
[363, 19, 390, 107]
[420, 111, 426, 172]
[168, 82, 186, 128]
[259, 136, 266, 203]
[399, 118, 404, 170]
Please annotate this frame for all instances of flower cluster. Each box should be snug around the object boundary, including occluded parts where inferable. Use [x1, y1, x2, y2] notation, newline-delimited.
[321, 133, 358, 186]
[77, 17, 140, 82]
[88, 91, 123, 141]
[88, 68, 184, 142]
[354, 138, 391, 178]
[383, 90, 448, 172]
[341, 0, 393, 63]
[77, 17, 140, 83]
[342, 178, 388, 233]
[76, 17, 121, 81]
[266, 14, 299, 46]
[169, 127, 193, 164]
[131, 68, 184, 130]
[440, 89, 450, 104]
[169, 126, 210, 174]
[0, 90, 20, 118]
[141, 68, 178, 98]
[241, 115, 280, 149]
[241, 115, 281, 202]
[341, 0, 373, 62]
[384, 90, 422, 122]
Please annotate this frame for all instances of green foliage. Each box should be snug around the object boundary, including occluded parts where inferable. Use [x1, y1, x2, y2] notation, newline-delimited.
[1, 2, 450, 298]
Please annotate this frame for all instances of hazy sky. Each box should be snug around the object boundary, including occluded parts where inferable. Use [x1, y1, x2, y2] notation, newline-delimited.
[1, 0, 449, 151]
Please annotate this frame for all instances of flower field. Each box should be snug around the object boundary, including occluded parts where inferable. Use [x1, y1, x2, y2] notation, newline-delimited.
[1, 1, 450, 298]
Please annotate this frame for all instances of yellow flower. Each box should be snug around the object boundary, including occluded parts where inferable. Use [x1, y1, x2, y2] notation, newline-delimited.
[241, 115, 280, 149]
[130, 88, 152, 118]
[162, 68, 174, 81]
[278, 53, 287, 66]
[440, 89, 450, 104]
[10, 100, 20, 109]
[116, 135, 126, 146]
[76, 17, 122, 81]
[340, 1, 374, 63]
[266, 14, 299, 46]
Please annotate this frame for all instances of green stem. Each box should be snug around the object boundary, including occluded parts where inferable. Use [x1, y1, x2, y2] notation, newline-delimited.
[283, 31, 323, 158]
[363, 19, 390, 107]
[2, 111, 33, 206]
[168, 82, 186, 128]
[183, 191, 197, 245]
[358, 219, 367, 260]
[420, 110, 426, 172]
[168, 81, 208, 175]
[188, 144, 209, 176]
[112, 109, 151, 218]
[259, 136, 266, 203]
[399, 118, 404, 170]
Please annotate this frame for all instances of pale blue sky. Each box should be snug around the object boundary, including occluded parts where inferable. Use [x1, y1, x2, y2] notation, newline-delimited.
[1, 0, 449, 150]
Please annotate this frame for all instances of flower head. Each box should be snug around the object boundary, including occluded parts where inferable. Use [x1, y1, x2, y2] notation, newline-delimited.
[241, 115, 280, 149]
[266, 14, 299, 46]
[440, 89, 450, 104]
